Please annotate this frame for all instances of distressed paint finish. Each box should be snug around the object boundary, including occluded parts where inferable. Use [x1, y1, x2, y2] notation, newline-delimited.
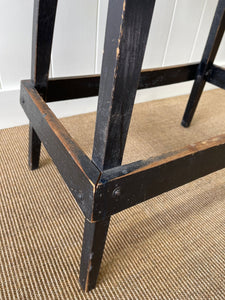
[45, 63, 198, 102]
[20, 0, 225, 292]
[80, 0, 157, 292]
[92, 0, 156, 171]
[21, 81, 100, 219]
[31, 0, 58, 95]
[93, 133, 225, 219]
[79, 218, 110, 291]
[29, 0, 58, 170]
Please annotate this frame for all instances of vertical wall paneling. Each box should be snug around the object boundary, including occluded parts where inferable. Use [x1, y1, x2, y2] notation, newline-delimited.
[162, 0, 206, 66]
[143, 0, 177, 68]
[95, 0, 109, 73]
[215, 0, 225, 63]
[96, 0, 178, 71]
[94, 0, 100, 73]
[0, 73, 3, 90]
[215, 35, 225, 64]
[0, 90, 27, 129]
[162, 0, 178, 67]
[189, 0, 208, 62]
[51, 0, 98, 77]
[1, 0, 225, 129]
[190, 0, 218, 62]
[0, 0, 33, 90]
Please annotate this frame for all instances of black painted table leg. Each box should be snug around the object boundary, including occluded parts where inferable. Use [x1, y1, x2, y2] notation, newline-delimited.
[29, 126, 41, 169]
[79, 218, 110, 292]
[182, 0, 225, 127]
[92, 0, 156, 170]
[28, 0, 58, 169]
[29, 124, 41, 170]
[79, 0, 156, 292]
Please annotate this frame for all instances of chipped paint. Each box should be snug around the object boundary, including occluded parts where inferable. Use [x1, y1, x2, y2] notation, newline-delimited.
[102, 133, 225, 181]
[85, 260, 92, 292]
[25, 83, 100, 187]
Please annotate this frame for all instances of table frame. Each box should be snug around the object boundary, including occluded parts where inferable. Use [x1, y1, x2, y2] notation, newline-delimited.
[20, 0, 225, 292]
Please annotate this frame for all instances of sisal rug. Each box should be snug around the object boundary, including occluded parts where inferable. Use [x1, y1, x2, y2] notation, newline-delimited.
[0, 89, 225, 299]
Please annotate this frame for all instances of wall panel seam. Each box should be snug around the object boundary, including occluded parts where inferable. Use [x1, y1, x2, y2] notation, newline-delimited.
[94, 0, 101, 74]
[189, 0, 208, 62]
[0, 72, 4, 90]
[162, 0, 178, 66]
[50, 54, 54, 78]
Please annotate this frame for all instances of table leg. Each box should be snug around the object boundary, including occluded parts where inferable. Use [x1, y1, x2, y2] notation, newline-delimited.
[182, 0, 225, 127]
[29, 0, 58, 169]
[79, 218, 110, 292]
[80, 0, 156, 291]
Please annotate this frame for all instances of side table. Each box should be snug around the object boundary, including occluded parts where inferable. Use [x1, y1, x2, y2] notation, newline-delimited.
[20, 0, 225, 292]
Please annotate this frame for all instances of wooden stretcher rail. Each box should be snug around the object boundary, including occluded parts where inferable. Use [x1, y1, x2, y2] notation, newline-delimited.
[206, 64, 225, 89]
[20, 80, 101, 220]
[92, 134, 225, 220]
[46, 63, 199, 102]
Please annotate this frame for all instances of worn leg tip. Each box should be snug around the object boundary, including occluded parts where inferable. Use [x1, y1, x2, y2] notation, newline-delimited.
[79, 277, 96, 293]
[181, 119, 190, 128]
[79, 278, 86, 292]
[29, 162, 39, 171]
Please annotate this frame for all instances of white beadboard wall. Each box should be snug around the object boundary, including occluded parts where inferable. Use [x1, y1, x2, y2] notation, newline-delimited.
[0, 0, 224, 129]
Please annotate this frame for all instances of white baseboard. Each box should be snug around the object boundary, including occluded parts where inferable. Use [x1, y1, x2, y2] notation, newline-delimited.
[0, 81, 216, 130]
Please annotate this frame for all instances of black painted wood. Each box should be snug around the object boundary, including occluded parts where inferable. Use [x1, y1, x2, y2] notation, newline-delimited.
[79, 218, 110, 292]
[21, 81, 100, 220]
[92, 0, 156, 171]
[182, 0, 225, 127]
[206, 64, 225, 89]
[80, 0, 156, 292]
[47, 75, 100, 102]
[28, 123, 41, 170]
[29, 0, 58, 170]
[31, 0, 58, 95]
[20, 0, 225, 293]
[46, 64, 198, 102]
[93, 136, 225, 220]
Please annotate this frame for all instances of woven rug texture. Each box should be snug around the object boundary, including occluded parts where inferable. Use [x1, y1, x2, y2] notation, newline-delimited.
[0, 89, 225, 299]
